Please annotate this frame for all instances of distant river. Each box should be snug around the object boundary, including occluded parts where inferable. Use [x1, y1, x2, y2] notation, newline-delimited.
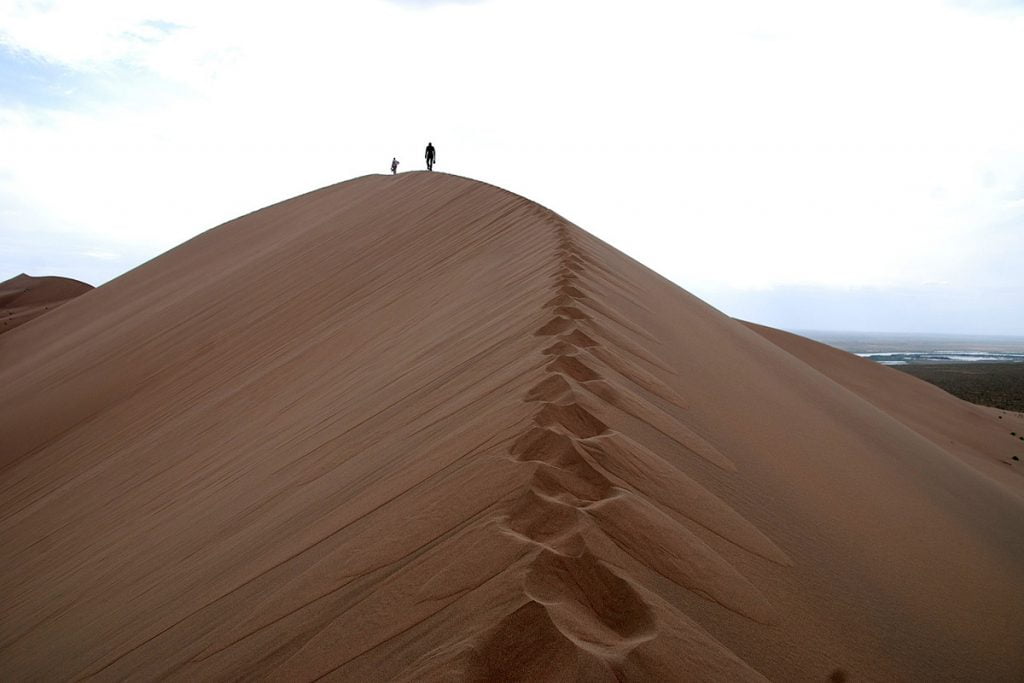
[791, 330, 1024, 366]
[853, 351, 1024, 365]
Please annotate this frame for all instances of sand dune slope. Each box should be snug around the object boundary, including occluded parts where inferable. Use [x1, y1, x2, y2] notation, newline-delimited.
[0, 273, 92, 336]
[1, 173, 1022, 680]
[744, 322, 1024, 496]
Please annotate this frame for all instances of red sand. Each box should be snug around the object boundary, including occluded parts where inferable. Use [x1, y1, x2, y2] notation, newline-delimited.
[1, 173, 1022, 680]
[0, 273, 92, 336]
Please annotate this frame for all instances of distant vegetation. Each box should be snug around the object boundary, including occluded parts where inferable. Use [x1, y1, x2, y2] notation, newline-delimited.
[895, 363, 1024, 412]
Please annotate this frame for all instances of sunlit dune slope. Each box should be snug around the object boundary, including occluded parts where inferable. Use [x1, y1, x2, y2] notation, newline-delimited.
[0, 273, 92, 336]
[1, 172, 1022, 681]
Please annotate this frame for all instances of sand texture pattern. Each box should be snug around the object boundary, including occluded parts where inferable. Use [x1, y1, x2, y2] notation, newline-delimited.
[2, 173, 1023, 680]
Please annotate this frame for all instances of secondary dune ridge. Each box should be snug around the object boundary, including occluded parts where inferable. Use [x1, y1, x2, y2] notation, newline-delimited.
[1, 173, 1022, 680]
[0, 273, 92, 336]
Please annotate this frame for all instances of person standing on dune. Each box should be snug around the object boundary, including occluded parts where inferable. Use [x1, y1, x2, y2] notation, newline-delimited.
[425, 142, 436, 171]
[391, 157, 399, 175]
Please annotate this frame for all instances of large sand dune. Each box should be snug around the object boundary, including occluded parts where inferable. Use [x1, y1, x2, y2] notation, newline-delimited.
[1, 173, 1022, 680]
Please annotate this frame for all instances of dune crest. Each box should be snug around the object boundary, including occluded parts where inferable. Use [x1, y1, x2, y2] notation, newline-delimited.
[1, 173, 1022, 680]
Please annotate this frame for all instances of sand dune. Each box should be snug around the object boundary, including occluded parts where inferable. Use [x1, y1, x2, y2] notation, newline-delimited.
[0, 273, 92, 336]
[1, 173, 1022, 680]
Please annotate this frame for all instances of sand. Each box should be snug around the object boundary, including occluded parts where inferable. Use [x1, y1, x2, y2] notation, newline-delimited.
[0, 273, 92, 336]
[1, 172, 1022, 680]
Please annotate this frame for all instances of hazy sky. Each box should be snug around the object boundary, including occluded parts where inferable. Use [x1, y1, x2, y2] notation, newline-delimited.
[2, 0, 1022, 334]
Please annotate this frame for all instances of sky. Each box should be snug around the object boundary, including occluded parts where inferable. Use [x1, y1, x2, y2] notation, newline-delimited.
[1, 0, 1022, 335]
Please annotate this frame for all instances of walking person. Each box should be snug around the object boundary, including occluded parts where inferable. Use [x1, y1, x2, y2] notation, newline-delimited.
[425, 142, 436, 171]
[391, 157, 399, 175]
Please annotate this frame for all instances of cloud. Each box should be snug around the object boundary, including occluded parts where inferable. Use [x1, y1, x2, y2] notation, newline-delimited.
[0, 0, 1022, 332]
[947, 0, 1024, 12]
[699, 283, 1024, 335]
[0, 44, 86, 109]
[384, 0, 486, 6]
[82, 249, 120, 260]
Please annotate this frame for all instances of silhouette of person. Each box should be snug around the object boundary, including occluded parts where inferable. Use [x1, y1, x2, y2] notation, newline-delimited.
[425, 142, 436, 171]
[391, 157, 399, 175]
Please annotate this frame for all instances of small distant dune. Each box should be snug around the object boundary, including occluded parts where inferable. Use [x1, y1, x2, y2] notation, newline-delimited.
[0, 273, 93, 336]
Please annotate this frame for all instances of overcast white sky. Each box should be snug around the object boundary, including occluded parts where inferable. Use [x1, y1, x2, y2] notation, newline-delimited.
[1, 0, 1022, 334]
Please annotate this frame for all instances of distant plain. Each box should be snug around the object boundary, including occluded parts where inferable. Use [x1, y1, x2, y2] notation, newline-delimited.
[798, 330, 1024, 411]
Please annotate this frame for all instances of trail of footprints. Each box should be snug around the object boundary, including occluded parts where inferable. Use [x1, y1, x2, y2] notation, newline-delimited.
[499, 222, 792, 661]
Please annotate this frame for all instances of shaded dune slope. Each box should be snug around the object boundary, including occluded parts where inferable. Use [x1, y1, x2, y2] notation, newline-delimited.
[1, 173, 1022, 680]
[0, 273, 92, 336]
[744, 321, 1024, 494]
